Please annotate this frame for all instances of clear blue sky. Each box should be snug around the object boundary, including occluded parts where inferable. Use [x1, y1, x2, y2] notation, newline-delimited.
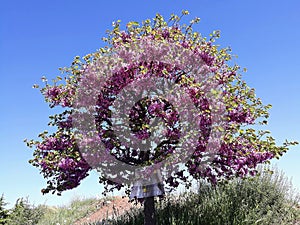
[1, 0, 299, 207]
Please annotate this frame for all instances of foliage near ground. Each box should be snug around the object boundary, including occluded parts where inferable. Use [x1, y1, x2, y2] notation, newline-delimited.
[37, 197, 101, 225]
[0, 196, 101, 225]
[0, 195, 10, 225]
[1, 168, 300, 225]
[0, 197, 47, 225]
[8, 198, 46, 225]
[108, 168, 300, 225]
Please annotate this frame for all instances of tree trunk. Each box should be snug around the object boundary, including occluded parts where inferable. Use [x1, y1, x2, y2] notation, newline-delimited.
[144, 196, 156, 225]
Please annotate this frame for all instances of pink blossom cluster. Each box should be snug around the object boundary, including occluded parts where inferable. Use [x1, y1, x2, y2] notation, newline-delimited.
[37, 136, 72, 151]
[44, 85, 74, 108]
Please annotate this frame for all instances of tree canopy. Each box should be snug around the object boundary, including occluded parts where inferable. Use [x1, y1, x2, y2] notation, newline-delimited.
[25, 11, 297, 197]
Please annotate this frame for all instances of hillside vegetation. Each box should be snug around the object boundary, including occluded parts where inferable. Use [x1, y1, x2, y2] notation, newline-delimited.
[1, 168, 299, 225]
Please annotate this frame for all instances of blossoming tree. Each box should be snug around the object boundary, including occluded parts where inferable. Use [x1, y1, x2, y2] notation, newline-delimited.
[26, 11, 297, 224]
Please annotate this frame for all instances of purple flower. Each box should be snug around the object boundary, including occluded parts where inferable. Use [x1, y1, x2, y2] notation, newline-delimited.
[58, 158, 75, 170]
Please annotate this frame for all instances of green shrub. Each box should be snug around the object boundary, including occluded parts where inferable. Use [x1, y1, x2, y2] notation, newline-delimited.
[0, 194, 10, 225]
[8, 197, 47, 225]
[109, 167, 300, 225]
